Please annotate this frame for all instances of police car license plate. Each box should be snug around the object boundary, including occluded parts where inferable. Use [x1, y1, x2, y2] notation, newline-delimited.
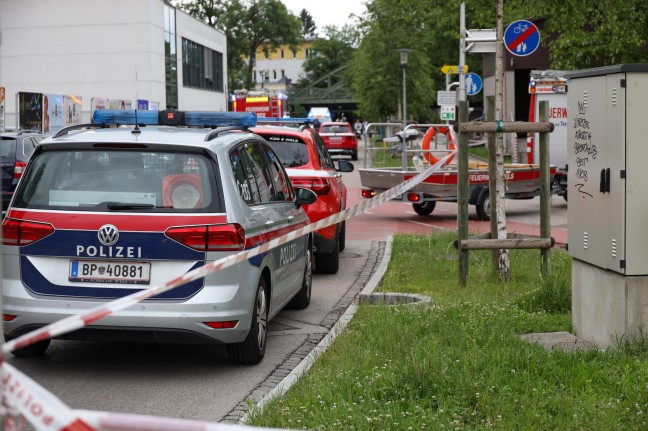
[69, 260, 151, 284]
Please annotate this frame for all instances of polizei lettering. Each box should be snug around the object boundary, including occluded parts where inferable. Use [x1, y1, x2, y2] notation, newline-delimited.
[279, 243, 298, 266]
[76, 245, 142, 258]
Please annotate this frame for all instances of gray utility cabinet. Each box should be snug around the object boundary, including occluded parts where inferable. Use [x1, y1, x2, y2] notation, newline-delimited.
[567, 64, 648, 276]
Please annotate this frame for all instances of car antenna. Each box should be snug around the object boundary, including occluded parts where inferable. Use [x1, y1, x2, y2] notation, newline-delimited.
[132, 109, 141, 135]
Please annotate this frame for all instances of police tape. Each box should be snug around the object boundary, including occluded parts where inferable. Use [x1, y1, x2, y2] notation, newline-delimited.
[1, 144, 456, 431]
[1, 361, 298, 431]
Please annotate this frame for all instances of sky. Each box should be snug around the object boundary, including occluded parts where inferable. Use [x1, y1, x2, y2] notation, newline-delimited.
[280, 0, 368, 33]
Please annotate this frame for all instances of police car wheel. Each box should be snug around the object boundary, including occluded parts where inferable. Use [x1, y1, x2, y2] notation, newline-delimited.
[227, 278, 268, 365]
[5, 334, 50, 358]
[289, 238, 313, 309]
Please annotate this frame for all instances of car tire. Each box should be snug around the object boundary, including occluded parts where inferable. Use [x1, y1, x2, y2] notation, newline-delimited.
[315, 239, 340, 274]
[338, 221, 346, 252]
[351, 151, 358, 161]
[227, 278, 268, 365]
[412, 201, 436, 216]
[5, 334, 50, 358]
[288, 238, 313, 309]
[476, 190, 491, 221]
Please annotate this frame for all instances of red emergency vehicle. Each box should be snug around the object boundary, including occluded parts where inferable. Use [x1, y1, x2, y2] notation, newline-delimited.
[231, 89, 287, 118]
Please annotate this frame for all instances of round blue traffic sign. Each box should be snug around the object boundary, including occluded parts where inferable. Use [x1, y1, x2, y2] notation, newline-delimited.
[504, 20, 540, 57]
[465, 73, 482, 96]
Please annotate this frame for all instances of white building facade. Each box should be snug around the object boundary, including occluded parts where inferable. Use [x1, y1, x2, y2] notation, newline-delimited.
[0, 0, 228, 126]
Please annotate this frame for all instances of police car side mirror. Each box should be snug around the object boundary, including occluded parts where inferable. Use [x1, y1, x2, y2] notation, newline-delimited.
[336, 160, 354, 173]
[295, 188, 317, 208]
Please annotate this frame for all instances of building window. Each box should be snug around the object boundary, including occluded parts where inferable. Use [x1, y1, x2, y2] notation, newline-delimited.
[273, 70, 277, 80]
[281, 69, 285, 78]
[292, 49, 297, 58]
[280, 48, 284, 59]
[182, 38, 224, 92]
[164, 4, 178, 109]
[305, 48, 312, 58]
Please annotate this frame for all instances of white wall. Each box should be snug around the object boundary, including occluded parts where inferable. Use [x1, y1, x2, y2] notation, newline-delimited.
[175, 9, 228, 111]
[0, 0, 227, 125]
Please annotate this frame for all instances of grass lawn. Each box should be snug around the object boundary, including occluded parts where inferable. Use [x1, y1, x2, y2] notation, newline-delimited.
[247, 233, 648, 430]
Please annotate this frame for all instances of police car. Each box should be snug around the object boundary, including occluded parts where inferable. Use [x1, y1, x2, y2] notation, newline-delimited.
[2, 109, 317, 365]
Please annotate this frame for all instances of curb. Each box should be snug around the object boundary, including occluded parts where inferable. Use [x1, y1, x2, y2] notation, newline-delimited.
[238, 236, 395, 424]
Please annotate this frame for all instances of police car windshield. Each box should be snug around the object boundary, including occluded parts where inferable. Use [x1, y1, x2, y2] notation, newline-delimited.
[13, 149, 221, 212]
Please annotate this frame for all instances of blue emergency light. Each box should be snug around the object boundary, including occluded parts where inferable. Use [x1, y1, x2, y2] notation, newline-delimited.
[92, 109, 257, 128]
[255, 117, 314, 124]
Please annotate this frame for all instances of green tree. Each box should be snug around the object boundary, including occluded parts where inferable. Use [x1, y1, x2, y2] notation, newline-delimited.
[526, 0, 648, 69]
[177, 0, 302, 90]
[299, 9, 317, 38]
[297, 25, 359, 88]
[348, 0, 537, 122]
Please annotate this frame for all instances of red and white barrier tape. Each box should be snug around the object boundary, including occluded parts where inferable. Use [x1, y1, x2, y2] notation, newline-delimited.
[1, 148, 455, 431]
[1, 362, 296, 431]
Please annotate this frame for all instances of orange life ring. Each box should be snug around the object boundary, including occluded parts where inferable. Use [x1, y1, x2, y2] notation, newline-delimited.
[421, 126, 456, 165]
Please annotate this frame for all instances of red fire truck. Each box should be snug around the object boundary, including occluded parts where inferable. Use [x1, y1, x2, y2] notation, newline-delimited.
[230, 89, 287, 118]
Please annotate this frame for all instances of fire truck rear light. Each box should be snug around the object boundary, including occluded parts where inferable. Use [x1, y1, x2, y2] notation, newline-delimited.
[165, 224, 246, 251]
[361, 189, 376, 198]
[291, 178, 330, 195]
[3, 314, 17, 322]
[13, 161, 26, 179]
[204, 320, 239, 329]
[1, 218, 55, 246]
[407, 193, 421, 202]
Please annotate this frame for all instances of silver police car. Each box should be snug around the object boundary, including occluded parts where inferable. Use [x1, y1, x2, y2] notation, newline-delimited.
[2, 110, 316, 365]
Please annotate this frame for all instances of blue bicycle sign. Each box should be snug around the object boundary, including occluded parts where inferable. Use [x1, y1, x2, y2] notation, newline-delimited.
[504, 20, 540, 57]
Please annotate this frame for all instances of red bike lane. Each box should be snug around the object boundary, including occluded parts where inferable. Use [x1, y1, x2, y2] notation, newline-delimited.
[345, 186, 568, 246]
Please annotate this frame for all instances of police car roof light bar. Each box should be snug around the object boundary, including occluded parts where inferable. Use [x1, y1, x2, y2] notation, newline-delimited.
[92, 110, 258, 128]
[255, 117, 314, 124]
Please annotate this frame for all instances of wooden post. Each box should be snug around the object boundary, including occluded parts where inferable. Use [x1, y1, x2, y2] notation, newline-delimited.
[458, 100, 469, 286]
[539, 101, 551, 278]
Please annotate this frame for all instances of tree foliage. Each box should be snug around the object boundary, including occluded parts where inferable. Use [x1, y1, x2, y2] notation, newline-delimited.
[296, 25, 359, 89]
[176, 0, 301, 90]
[525, 0, 648, 69]
[299, 9, 317, 38]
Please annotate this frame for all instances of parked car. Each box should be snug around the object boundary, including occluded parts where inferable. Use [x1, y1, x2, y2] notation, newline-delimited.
[2, 110, 317, 365]
[1, 131, 45, 210]
[252, 124, 353, 274]
[318, 122, 358, 160]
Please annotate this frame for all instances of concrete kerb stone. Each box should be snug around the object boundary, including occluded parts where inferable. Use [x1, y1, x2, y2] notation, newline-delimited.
[238, 236, 434, 424]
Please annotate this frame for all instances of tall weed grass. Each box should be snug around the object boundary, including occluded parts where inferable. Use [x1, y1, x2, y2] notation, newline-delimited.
[247, 233, 648, 430]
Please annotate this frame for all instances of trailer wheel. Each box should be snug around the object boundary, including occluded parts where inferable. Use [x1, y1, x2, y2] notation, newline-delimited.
[476, 190, 490, 221]
[412, 201, 436, 216]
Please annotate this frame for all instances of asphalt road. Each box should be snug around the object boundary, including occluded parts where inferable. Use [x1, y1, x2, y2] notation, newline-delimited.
[3, 148, 568, 424]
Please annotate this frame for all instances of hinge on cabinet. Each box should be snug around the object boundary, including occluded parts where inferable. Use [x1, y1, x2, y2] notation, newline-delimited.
[620, 260, 626, 269]
[620, 170, 626, 179]
[620, 79, 626, 88]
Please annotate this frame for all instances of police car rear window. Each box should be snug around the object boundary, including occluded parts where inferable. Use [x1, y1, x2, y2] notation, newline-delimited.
[13, 150, 221, 212]
[261, 134, 309, 168]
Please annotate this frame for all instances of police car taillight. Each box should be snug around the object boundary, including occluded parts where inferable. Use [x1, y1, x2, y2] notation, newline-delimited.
[1, 218, 55, 246]
[165, 224, 246, 252]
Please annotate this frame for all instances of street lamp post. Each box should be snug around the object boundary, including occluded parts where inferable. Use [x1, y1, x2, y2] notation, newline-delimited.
[397, 48, 410, 170]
